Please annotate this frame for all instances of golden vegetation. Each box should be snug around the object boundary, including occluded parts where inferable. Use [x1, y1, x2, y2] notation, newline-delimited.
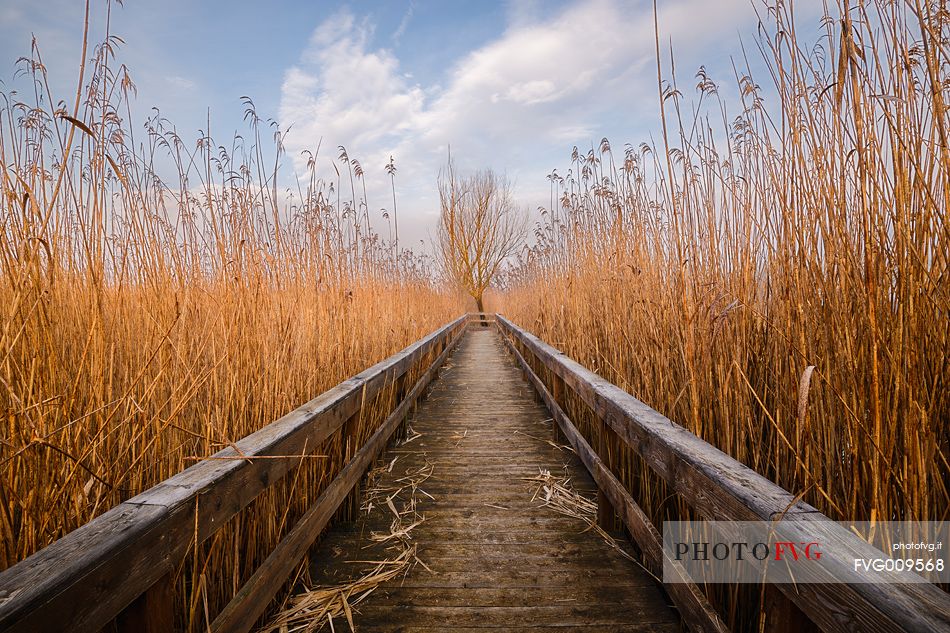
[503, 0, 948, 528]
[500, 3, 949, 626]
[0, 11, 458, 629]
[2, 0, 948, 630]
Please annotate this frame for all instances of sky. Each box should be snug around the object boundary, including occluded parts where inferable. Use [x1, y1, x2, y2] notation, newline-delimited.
[0, 0, 826, 250]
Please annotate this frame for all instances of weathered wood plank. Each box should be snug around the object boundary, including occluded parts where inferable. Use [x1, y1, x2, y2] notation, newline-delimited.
[209, 325, 465, 633]
[345, 627, 679, 633]
[351, 604, 677, 627]
[115, 572, 174, 633]
[501, 331, 728, 633]
[303, 329, 679, 632]
[497, 314, 950, 633]
[351, 585, 664, 606]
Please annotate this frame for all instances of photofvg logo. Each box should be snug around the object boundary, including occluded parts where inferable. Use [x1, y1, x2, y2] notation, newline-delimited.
[672, 539, 822, 563]
[662, 521, 949, 585]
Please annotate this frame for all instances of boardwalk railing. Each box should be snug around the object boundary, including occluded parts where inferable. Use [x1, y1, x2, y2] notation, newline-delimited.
[0, 315, 471, 633]
[496, 314, 950, 633]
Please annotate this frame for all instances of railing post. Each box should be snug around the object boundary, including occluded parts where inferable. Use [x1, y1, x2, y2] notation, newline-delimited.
[596, 418, 622, 533]
[392, 370, 410, 443]
[550, 373, 566, 444]
[114, 572, 174, 633]
[341, 406, 363, 520]
[761, 584, 819, 632]
[596, 489, 619, 532]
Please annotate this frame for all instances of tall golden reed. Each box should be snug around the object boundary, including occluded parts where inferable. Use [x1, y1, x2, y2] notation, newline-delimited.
[0, 7, 459, 629]
[501, 2, 948, 627]
[501, 0, 948, 581]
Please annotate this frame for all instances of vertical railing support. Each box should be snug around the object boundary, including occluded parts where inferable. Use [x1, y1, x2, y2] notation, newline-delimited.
[115, 572, 174, 633]
[762, 585, 820, 633]
[596, 489, 620, 532]
[550, 372, 566, 444]
[596, 418, 622, 533]
[341, 406, 364, 520]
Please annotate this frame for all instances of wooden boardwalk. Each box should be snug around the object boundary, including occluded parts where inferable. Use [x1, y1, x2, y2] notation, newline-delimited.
[308, 328, 680, 632]
[5, 317, 947, 633]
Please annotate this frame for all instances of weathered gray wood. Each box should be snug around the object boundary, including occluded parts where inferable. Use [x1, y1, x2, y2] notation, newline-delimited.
[328, 627, 677, 633]
[350, 604, 677, 628]
[353, 585, 663, 605]
[209, 325, 464, 633]
[304, 329, 680, 631]
[596, 489, 618, 531]
[0, 316, 467, 633]
[497, 314, 950, 633]
[501, 331, 729, 633]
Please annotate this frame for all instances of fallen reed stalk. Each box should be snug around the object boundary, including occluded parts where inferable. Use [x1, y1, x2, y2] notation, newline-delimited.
[263, 440, 434, 633]
[524, 469, 635, 563]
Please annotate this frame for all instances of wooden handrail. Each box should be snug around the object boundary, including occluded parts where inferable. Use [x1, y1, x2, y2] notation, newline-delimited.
[470, 311, 495, 325]
[210, 318, 466, 633]
[0, 315, 471, 633]
[497, 322, 729, 633]
[495, 314, 950, 633]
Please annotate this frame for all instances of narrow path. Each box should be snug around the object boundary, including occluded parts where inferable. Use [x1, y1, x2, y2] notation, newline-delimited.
[306, 328, 680, 632]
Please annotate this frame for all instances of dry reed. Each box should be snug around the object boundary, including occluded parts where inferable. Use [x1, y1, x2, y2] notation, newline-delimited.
[0, 7, 459, 630]
[524, 469, 635, 564]
[504, 0, 948, 536]
[501, 0, 949, 628]
[262, 437, 434, 632]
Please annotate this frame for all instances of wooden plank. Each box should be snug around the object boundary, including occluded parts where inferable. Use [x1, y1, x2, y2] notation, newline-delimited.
[327, 569, 665, 589]
[762, 584, 820, 633]
[0, 501, 180, 633]
[497, 315, 950, 633]
[362, 585, 662, 606]
[343, 627, 679, 633]
[327, 528, 632, 545]
[0, 316, 467, 633]
[209, 325, 465, 633]
[351, 604, 677, 627]
[303, 329, 680, 632]
[314, 530, 641, 573]
[501, 330, 729, 633]
[596, 489, 618, 532]
[318, 542, 642, 565]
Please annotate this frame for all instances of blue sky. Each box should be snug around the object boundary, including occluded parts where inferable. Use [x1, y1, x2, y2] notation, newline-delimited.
[0, 0, 825, 248]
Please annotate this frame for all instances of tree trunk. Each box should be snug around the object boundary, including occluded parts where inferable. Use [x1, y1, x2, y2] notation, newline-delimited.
[475, 295, 488, 327]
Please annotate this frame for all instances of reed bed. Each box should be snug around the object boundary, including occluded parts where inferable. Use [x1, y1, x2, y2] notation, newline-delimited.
[502, 0, 948, 628]
[0, 11, 459, 631]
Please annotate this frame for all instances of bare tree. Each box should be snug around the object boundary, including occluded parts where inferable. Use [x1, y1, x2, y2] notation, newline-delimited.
[437, 159, 526, 313]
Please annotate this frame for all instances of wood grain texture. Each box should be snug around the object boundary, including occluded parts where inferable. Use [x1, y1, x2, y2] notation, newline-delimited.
[305, 329, 680, 631]
[114, 571, 174, 633]
[496, 315, 950, 633]
[500, 331, 728, 633]
[210, 325, 465, 633]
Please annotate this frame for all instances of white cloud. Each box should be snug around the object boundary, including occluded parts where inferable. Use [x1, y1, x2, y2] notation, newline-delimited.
[278, 0, 762, 248]
[392, 1, 414, 45]
[165, 75, 196, 90]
